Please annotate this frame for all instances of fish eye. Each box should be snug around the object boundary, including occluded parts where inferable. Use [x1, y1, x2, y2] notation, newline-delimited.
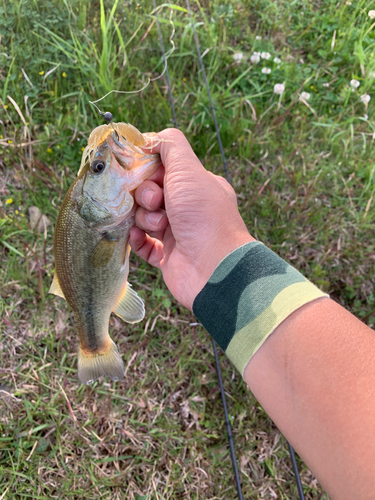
[91, 161, 105, 174]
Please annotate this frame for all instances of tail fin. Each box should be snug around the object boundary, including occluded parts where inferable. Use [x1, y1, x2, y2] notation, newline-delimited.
[78, 339, 124, 385]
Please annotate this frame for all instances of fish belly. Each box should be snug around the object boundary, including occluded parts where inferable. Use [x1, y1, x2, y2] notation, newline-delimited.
[54, 197, 132, 352]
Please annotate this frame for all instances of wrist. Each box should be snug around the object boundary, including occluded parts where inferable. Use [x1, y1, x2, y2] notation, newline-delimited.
[190, 232, 256, 310]
[192, 241, 328, 375]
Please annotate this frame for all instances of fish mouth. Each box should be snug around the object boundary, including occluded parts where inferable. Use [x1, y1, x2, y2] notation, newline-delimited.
[107, 164, 128, 180]
[107, 134, 160, 171]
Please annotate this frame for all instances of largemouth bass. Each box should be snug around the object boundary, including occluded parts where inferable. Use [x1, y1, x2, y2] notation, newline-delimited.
[50, 123, 161, 384]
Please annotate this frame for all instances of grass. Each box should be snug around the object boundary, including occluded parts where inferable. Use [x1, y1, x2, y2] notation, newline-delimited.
[1, 0, 375, 498]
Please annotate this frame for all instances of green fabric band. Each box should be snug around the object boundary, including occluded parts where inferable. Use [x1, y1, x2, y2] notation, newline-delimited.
[193, 241, 328, 376]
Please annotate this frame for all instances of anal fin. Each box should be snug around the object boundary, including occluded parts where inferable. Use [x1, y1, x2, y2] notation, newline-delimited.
[113, 282, 145, 324]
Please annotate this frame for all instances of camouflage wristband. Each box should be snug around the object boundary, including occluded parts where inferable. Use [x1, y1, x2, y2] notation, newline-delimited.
[193, 241, 328, 376]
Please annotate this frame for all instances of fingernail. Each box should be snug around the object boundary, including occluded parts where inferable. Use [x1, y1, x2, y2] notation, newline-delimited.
[142, 189, 155, 209]
[146, 212, 163, 227]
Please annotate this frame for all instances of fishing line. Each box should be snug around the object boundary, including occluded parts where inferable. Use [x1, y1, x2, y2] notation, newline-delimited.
[288, 441, 306, 500]
[185, 1, 306, 499]
[89, 83, 152, 116]
[185, 0, 231, 185]
[153, 0, 177, 128]
[153, 3, 244, 500]
[89, 7, 176, 118]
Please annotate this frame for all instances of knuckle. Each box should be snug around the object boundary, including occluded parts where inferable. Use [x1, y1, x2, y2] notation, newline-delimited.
[161, 128, 185, 142]
[135, 207, 147, 228]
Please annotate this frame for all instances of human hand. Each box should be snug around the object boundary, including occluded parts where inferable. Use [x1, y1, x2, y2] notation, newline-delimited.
[129, 128, 255, 311]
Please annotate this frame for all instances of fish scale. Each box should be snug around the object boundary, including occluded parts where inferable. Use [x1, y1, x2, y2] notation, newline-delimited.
[50, 124, 161, 384]
[55, 192, 131, 351]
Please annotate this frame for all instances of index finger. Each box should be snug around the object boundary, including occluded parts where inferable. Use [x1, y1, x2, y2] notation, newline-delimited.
[141, 163, 165, 187]
[144, 128, 206, 176]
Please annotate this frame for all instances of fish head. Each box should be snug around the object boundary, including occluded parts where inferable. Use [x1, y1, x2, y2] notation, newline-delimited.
[74, 131, 161, 230]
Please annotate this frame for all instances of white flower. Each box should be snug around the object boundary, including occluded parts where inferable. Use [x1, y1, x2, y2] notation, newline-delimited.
[369, 10, 375, 18]
[300, 91, 311, 100]
[274, 57, 281, 64]
[262, 67, 271, 74]
[273, 83, 285, 95]
[255, 35, 262, 40]
[350, 79, 360, 89]
[250, 53, 260, 64]
[369, 71, 375, 79]
[364, 114, 369, 120]
[261, 52, 271, 60]
[233, 52, 244, 63]
[360, 94, 371, 104]
[322, 83, 330, 87]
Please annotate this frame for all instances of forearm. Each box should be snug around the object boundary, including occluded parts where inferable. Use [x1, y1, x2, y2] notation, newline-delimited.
[245, 297, 375, 500]
[132, 129, 375, 497]
[193, 241, 375, 499]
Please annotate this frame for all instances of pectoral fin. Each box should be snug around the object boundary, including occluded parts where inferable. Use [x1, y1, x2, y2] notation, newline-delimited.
[49, 273, 65, 299]
[113, 283, 145, 324]
[89, 237, 117, 268]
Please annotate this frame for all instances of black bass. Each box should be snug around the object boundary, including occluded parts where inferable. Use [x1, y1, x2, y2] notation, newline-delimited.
[50, 123, 161, 384]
